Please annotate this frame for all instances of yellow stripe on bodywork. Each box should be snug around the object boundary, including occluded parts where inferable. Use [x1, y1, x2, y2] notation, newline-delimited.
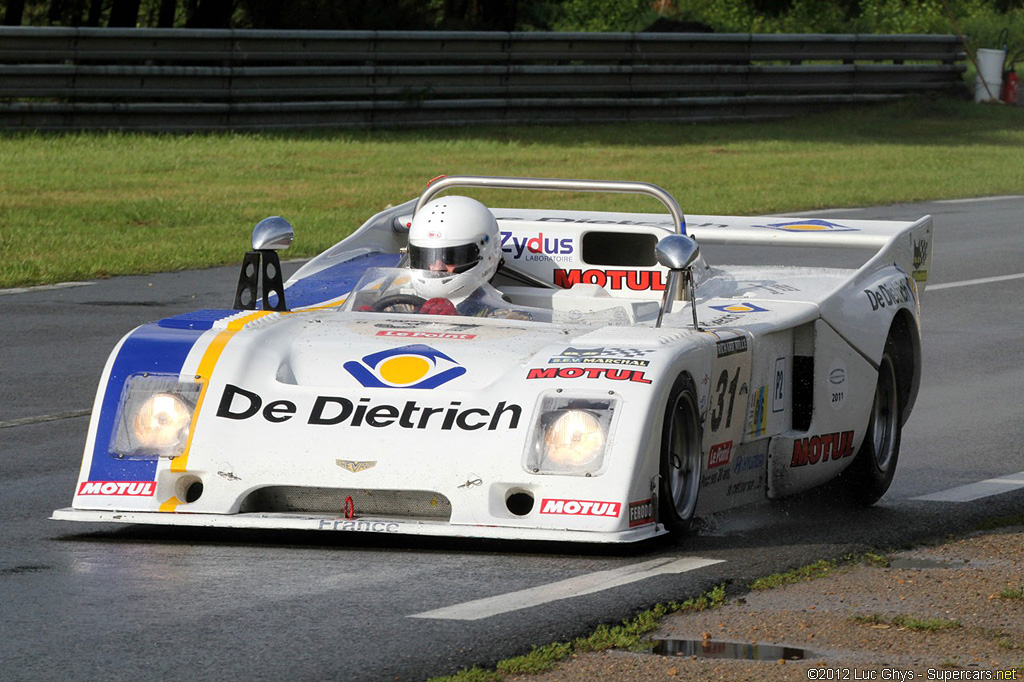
[160, 496, 183, 512]
[168, 311, 273, 476]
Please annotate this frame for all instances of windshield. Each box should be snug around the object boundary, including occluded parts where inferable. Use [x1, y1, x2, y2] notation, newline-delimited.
[340, 268, 644, 325]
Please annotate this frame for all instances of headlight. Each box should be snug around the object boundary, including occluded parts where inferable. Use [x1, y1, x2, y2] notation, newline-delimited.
[526, 394, 618, 476]
[543, 410, 605, 467]
[133, 393, 193, 449]
[111, 374, 201, 458]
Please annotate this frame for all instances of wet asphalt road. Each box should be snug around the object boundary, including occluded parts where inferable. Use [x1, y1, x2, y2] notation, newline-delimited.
[1, 197, 1022, 682]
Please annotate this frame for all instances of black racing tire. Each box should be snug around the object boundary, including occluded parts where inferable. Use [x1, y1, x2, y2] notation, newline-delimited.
[658, 373, 702, 534]
[371, 293, 427, 313]
[845, 338, 902, 505]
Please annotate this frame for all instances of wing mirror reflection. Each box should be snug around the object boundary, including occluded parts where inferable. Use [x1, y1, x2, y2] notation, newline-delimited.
[654, 234, 700, 330]
[251, 216, 294, 251]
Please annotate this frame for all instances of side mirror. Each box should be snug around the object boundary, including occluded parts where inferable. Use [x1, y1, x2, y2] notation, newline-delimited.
[654, 235, 700, 330]
[655, 234, 699, 271]
[251, 216, 294, 251]
[234, 217, 294, 312]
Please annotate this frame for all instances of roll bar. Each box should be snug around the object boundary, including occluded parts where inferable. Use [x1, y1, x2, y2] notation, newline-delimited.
[413, 175, 687, 236]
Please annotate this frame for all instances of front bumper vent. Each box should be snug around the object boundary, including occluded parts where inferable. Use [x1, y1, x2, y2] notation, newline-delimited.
[240, 486, 452, 521]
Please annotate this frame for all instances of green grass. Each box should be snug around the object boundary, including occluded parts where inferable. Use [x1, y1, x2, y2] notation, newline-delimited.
[429, 584, 727, 682]
[1, 98, 1023, 289]
[999, 586, 1024, 601]
[748, 551, 888, 590]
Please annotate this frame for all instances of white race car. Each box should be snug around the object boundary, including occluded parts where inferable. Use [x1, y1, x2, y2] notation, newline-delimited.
[53, 176, 931, 542]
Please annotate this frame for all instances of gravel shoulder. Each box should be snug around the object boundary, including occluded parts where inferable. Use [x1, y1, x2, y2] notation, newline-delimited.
[509, 527, 1024, 681]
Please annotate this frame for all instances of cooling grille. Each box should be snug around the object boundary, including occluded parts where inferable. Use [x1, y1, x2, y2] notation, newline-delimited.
[241, 486, 452, 520]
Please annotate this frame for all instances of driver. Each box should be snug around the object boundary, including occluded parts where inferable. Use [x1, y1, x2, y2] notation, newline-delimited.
[405, 195, 512, 317]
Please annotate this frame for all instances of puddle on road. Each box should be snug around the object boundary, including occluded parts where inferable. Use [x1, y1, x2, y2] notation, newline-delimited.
[650, 638, 817, 661]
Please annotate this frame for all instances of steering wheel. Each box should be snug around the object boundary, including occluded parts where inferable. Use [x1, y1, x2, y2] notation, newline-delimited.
[370, 293, 428, 313]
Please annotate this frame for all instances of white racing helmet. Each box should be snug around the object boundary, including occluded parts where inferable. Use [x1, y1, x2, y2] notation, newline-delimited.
[407, 195, 502, 299]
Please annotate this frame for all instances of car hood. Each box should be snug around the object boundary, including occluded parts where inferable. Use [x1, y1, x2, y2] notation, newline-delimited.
[237, 311, 660, 392]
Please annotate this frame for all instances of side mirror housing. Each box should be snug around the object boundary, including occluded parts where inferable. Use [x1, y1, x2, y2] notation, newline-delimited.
[654, 235, 700, 330]
[251, 216, 294, 252]
[655, 234, 699, 271]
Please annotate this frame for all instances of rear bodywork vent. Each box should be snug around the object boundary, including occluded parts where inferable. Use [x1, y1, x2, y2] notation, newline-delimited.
[240, 487, 452, 520]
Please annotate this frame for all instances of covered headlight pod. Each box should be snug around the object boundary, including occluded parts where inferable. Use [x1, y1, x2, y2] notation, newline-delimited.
[526, 394, 618, 476]
[110, 374, 201, 458]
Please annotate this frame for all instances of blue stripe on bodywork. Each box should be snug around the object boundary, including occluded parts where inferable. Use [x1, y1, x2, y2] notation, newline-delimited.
[271, 252, 402, 309]
[86, 318, 225, 482]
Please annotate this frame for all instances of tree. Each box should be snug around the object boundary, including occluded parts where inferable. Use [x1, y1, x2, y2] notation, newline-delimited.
[108, 0, 141, 26]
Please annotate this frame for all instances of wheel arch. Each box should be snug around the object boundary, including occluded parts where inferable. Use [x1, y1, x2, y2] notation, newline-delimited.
[887, 307, 921, 426]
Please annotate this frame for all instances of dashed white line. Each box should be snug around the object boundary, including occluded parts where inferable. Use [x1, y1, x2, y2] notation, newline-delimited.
[911, 472, 1024, 502]
[409, 556, 724, 621]
[0, 409, 91, 429]
[934, 195, 1024, 204]
[0, 281, 94, 296]
[928, 273, 1024, 291]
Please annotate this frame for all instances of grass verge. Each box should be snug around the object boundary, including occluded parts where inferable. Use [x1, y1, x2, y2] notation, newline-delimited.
[427, 584, 727, 682]
[2, 98, 1023, 289]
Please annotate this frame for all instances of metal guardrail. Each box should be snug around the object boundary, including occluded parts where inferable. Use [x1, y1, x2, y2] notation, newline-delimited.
[0, 27, 967, 131]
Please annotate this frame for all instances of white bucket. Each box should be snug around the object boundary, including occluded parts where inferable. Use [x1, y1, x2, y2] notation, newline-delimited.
[975, 48, 1006, 102]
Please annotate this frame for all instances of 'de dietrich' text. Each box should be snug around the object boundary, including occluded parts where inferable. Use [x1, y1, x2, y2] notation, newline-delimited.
[216, 384, 522, 431]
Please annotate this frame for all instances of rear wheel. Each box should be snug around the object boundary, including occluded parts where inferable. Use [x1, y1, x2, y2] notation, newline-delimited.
[659, 374, 702, 534]
[845, 339, 902, 505]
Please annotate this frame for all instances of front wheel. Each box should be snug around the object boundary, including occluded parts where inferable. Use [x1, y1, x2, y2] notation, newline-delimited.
[844, 340, 902, 505]
[658, 374, 702, 534]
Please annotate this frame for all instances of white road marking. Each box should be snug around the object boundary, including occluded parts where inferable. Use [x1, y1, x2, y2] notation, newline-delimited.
[0, 281, 94, 296]
[911, 472, 1024, 502]
[928, 273, 1024, 291]
[0, 409, 91, 429]
[934, 195, 1024, 204]
[409, 556, 724, 621]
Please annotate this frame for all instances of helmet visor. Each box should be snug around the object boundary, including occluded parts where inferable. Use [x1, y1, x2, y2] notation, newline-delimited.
[409, 243, 481, 274]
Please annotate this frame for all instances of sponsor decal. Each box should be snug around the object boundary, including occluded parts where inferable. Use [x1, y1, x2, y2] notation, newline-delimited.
[628, 499, 655, 527]
[554, 269, 666, 291]
[336, 459, 377, 473]
[369, 320, 480, 332]
[733, 452, 766, 475]
[344, 344, 465, 389]
[773, 358, 785, 413]
[726, 479, 760, 496]
[709, 302, 768, 314]
[701, 466, 731, 489]
[864, 275, 915, 311]
[539, 498, 621, 517]
[748, 282, 800, 295]
[828, 360, 847, 411]
[707, 441, 733, 469]
[715, 337, 748, 358]
[377, 330, 476, 340]
[754, 219, 858, 233]
[913, 236, 930, 282]
[216, 384, 522, 431]
[317, 519, 401, 532]
[748, 386, 767, 437]
[550, 347, 652, 366]
[500, 231, 574, 261]
[790, 430, 855, 467]
[527, 367, 651, 383]
[78, 481, 156, 496]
